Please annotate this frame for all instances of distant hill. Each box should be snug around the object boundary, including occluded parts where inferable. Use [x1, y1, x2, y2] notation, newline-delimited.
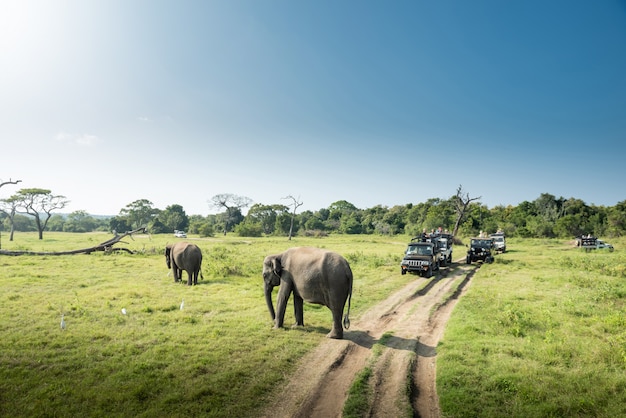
[55, 213, 113, 220]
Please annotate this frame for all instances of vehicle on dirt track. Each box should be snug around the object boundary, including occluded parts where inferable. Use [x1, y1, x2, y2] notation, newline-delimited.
[466, 237, 495, 264]
[490, 232, 506, 253]
[432, 233, 454, 266]
[578, 235, 614, 252]
[596, 239, 615, 251]
[400, 240, 440, 278]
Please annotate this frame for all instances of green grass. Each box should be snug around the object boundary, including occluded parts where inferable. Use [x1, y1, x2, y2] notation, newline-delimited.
[438, 237, 626, 418]
[2, 233, 626, 417]
[0, 232, 409, 417]
[343, 332, 393, 418]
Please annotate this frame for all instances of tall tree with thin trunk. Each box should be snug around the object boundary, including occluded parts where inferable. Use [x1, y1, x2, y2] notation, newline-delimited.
[283, 195, 303, 240]
[0, 196, 20, 242]
[15, 188, 69, 240]
[452, 185, 481, 237]
[0, 178, 22, 247]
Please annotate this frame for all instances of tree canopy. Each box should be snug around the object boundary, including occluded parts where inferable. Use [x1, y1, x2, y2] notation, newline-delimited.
[3, 182, 626, 240]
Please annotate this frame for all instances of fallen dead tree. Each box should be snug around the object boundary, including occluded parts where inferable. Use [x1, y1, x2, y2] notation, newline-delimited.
[0, 228, 148, 256]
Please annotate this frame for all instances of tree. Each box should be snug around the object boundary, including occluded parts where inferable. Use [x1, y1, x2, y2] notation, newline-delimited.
[209, 194, 252, 235]
[382, 205, 408, 235]
[234, 220, 264, 237]
[534, 193, 564, 223]
[14, 188, 69, 240]
[304, 212, 326, 231]
[48, 214, 66, 231]
[0, 178, 21, 190]
[275, 210, 296, 235]
[118, 199, 159, 229]
[282, 195, 303, 240]
[63, 210, 99, 233]
[0, 179, 23, 246]
[606, 200, 626, 237]
[109, 216, 131, 234]
[159, 204, 189, 232]
[423, 198, 455, 233]
[0, 196, 20, 242]
[452, 185, 481, 237]
[361, 205, 390, 234]
[149, 217, 170, 234]
[340, 211, 363, 234]
[0, 227, 147, 256]
[246, 204, 287, 235]
[188, 214, 215, 237]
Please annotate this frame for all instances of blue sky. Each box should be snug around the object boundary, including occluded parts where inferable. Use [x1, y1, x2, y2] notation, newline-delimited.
[1, 1, 625, 216]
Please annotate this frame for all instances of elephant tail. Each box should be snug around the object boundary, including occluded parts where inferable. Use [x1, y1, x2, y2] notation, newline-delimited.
[343, 276, 352, 330]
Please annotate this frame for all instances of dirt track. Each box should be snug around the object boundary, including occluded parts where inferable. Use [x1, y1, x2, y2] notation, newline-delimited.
[260, 261, 477, 418]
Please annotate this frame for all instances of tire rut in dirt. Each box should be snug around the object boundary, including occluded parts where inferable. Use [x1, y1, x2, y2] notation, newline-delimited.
[411, 266, 475, 418]
[367, 266, 473, 418]
[260, 264, 477, 418]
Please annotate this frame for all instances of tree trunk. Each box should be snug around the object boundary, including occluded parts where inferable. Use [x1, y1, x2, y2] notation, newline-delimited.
[0, 228, 147, 256]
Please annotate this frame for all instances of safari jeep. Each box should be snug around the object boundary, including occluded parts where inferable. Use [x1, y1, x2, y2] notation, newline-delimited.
[490, 232, 506, 253]
[400, 240, 440, 278]
[433, 233, 454, 266]
[466, 237, 495, 264]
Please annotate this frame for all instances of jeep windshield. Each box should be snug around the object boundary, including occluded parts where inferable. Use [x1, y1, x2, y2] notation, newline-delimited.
[406, 245, 433, 256]
[471, 239, 492, 248]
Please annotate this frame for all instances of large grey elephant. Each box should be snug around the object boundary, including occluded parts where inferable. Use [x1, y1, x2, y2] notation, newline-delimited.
[165, 242, 204, 285]
[262, 247, 353, 339]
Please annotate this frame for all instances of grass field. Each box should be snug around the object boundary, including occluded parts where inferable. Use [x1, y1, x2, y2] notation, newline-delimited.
[438, 237, 626, 417]
[1, 232, 625, 417]
[0, 232, 409, 417]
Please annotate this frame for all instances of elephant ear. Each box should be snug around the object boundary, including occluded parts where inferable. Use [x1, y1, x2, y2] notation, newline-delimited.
[271, 256, 282, 278]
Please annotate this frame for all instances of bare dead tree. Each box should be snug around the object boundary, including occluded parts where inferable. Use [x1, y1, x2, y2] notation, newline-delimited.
[452, 185, 481, 237]
[0, 227, 147, 256]
[282, 195, 303, 240]
[0, 178, 22, 189]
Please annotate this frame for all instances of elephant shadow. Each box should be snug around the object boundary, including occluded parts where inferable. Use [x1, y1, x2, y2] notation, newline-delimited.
[345, 330, 437, 357]
[286, 326, 437, 358]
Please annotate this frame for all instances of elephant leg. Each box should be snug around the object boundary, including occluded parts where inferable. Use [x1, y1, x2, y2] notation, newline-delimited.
[327, 307, 344, 339]
[293, 294, 304, 327]
[187, 271, 192, 286]
[275, 284, 293, 329]
[173, 266, 180, 282]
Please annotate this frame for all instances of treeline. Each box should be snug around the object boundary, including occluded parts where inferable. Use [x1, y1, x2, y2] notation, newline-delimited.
[2, 193, 625, 239]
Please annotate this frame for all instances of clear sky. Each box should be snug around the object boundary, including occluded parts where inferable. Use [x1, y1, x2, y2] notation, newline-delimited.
[1, 0, 625, 216]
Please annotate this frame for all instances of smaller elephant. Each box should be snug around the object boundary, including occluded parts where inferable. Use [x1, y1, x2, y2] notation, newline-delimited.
[165, 242, 204, 285]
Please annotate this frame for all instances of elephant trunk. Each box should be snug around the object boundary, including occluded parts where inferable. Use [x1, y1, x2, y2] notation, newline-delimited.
[264, 281, 276, 321]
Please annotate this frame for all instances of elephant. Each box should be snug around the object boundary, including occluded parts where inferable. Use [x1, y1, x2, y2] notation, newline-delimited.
[262, 247, 353, 339]
[165, 242, 204, 285]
